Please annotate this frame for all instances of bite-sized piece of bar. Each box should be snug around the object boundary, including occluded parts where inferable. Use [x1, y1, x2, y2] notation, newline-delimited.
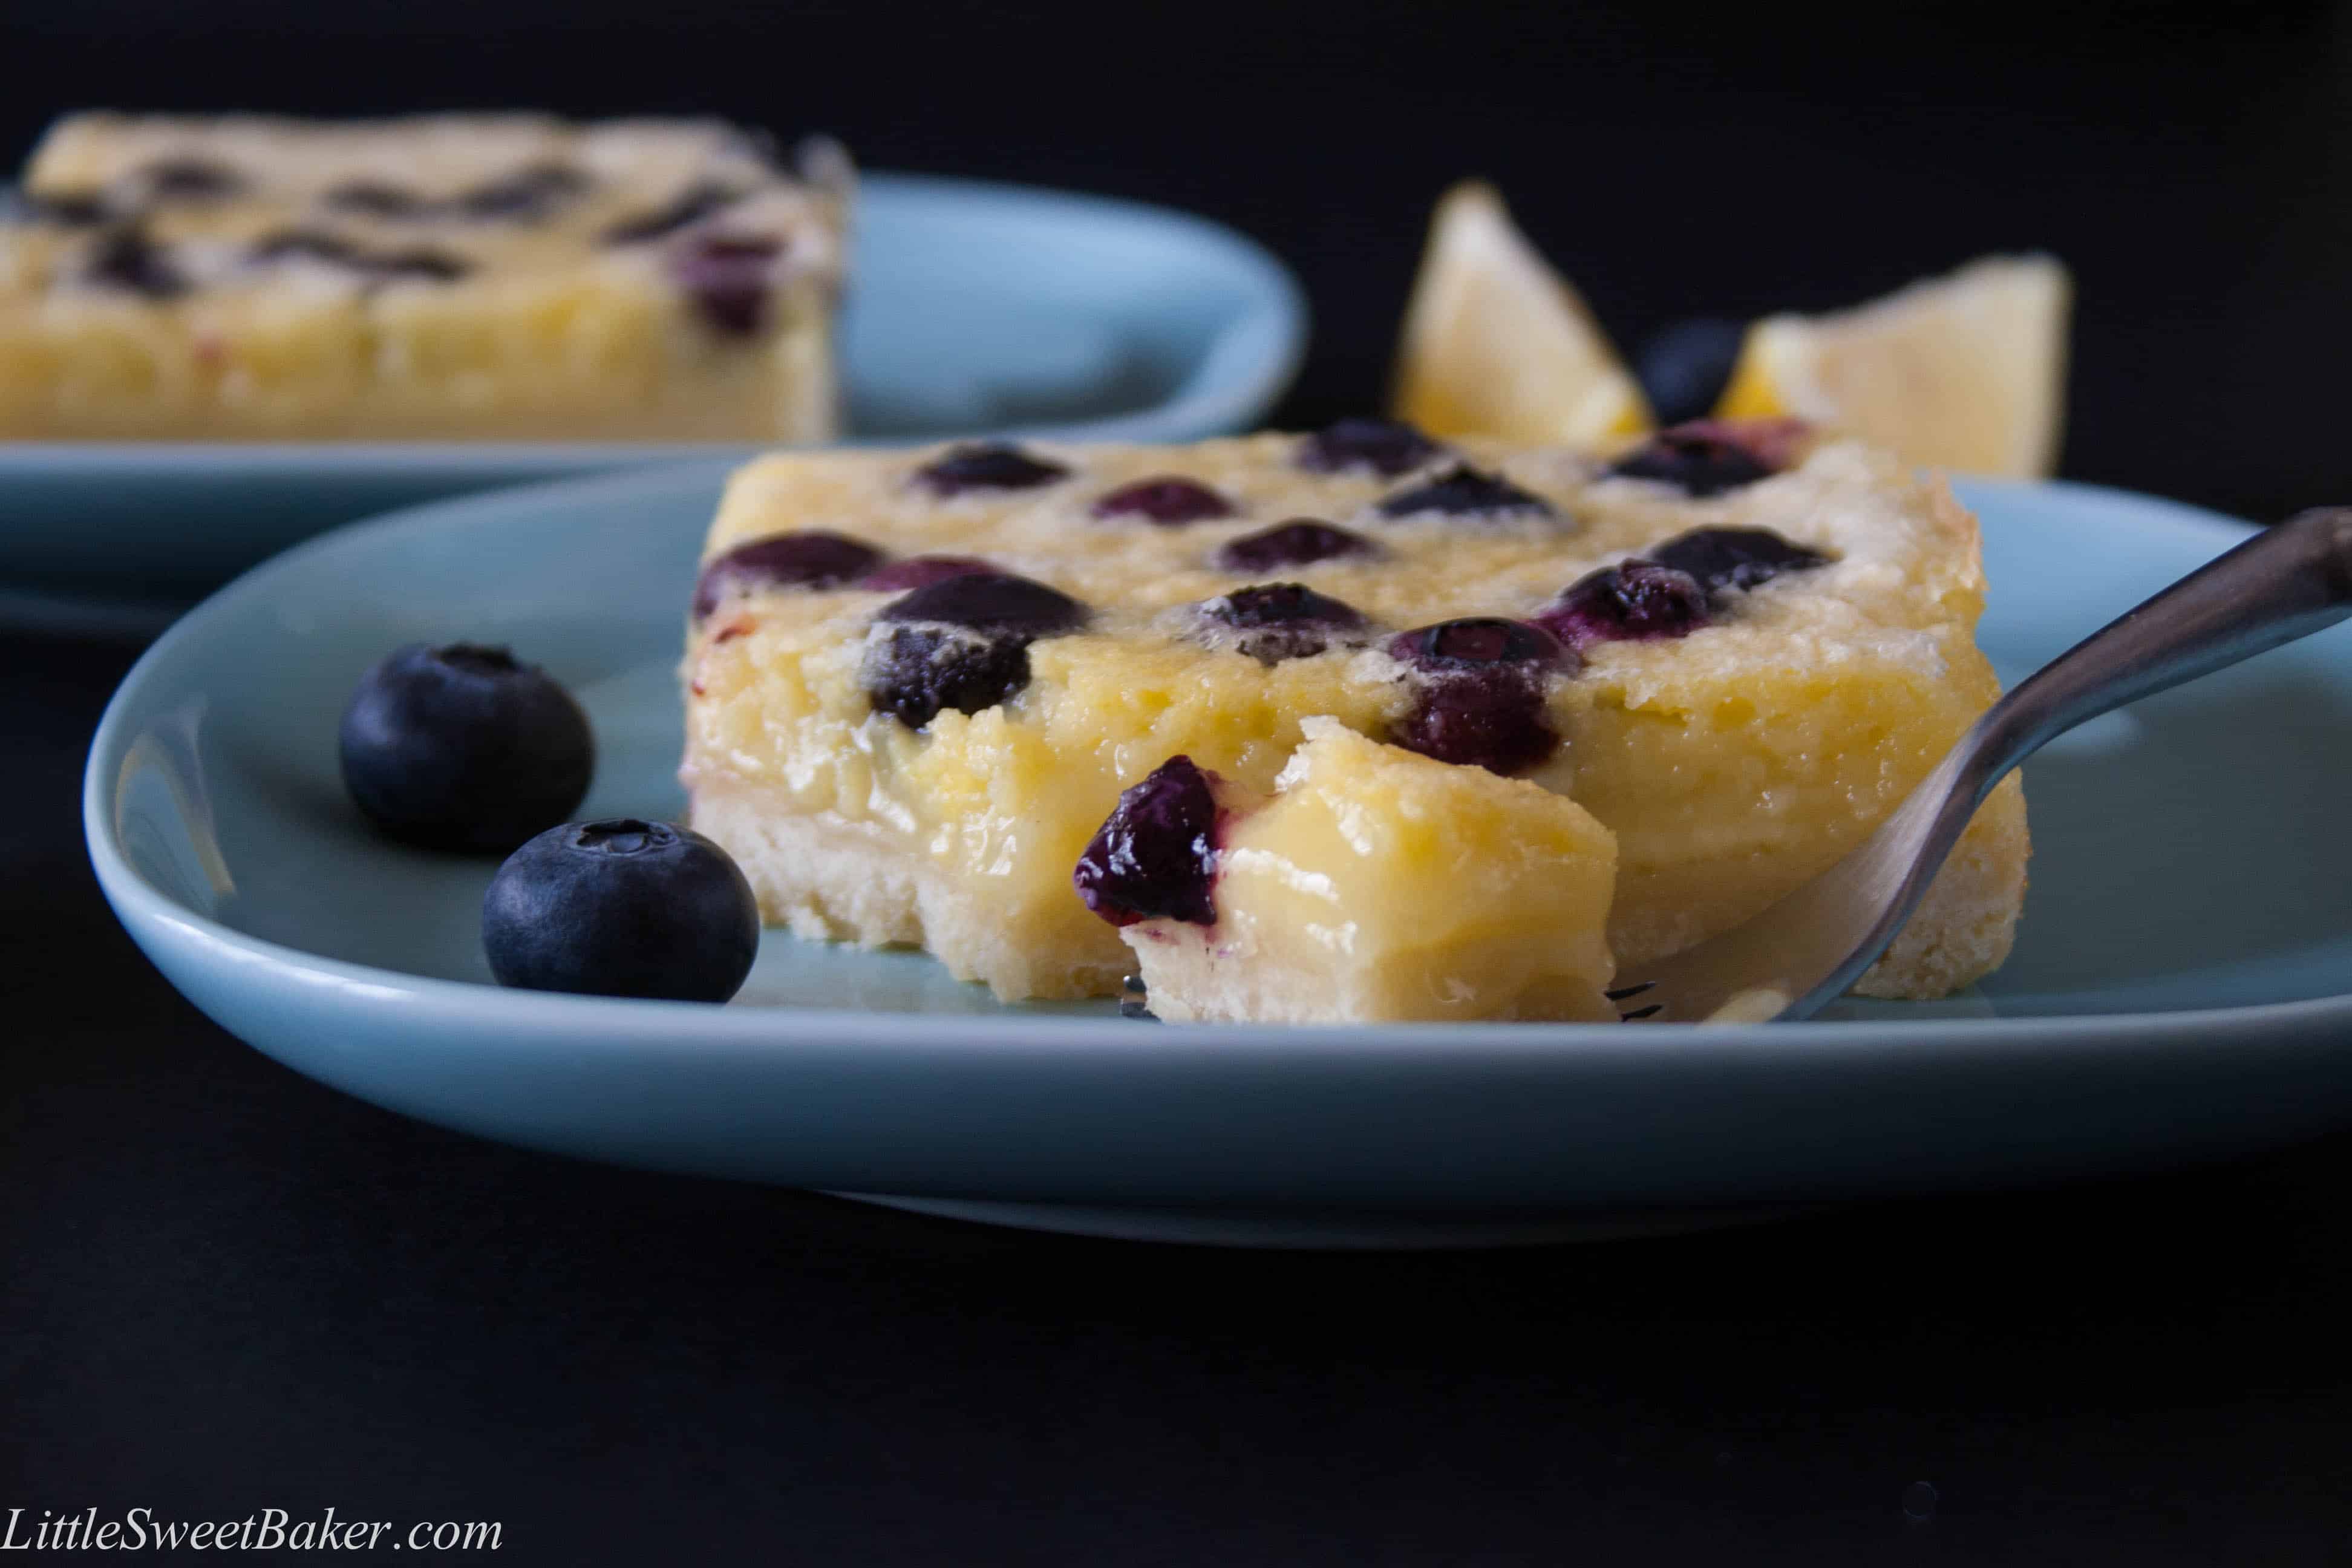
[1081, 722, 1622, 1024]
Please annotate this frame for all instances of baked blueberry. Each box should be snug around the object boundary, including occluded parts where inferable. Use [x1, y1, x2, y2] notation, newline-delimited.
[1634, 317, 1748, 425]
[1604, 422, 1785, 497]
[339, 643, 595, 853]
[603, 181, 746, 245]
[861, 629, 1029, 729]
[1073, 756, 1221, 927]
[1091, 477, 1235, 526]
[876, 570, 1087, 636]
[1385, 618, 1567, 775]
[693, 531, 886, 621]
[249, 229, 362, 266]
[482, 818, 759, 1002]
[83, 229, 186, 299]
[247, 230, 470, 283]
[1534, 562, 1712, 649]
[912, 442, 1070, 497]
[854, 554, 998, 592]
[1392, 617, 1566, 668]
[4, 188, 111, 227]
[136, 157, 243, 201]
[1376, 463, 1555, 520]
[1194, 583, 1365, 664]
[1648, 526, 1832, 595]
[1296, 417, 1443, 477]
[370, 247, 472, 283]
[667, 234, 785, 337]
[863, 572, 1088, 727]
[323, 180, 431, 219]
[1214, 519, 1378, 572]
[455, 162, 590, 221]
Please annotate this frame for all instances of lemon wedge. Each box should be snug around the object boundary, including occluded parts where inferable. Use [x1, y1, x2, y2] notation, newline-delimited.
[1716, 255, 2072, 478]
[1391, 181, 1651, 448]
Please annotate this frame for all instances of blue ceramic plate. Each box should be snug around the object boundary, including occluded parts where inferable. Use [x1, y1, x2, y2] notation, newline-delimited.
[84, 469, 2352, 1246]
[3, 172, 1304, 632]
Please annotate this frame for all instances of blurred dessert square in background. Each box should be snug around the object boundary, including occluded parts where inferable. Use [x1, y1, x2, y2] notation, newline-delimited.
[0, 113, 851, 441]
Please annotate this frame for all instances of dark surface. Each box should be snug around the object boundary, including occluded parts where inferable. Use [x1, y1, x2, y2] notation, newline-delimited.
[8, 3, 2352, 1561]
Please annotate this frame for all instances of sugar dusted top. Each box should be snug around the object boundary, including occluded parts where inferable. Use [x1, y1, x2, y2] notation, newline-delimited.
[697, 420, 1984, 690]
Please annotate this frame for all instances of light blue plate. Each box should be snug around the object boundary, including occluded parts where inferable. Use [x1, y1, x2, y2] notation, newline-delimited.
[83, 469, 2352, 1246]
[2, 172, 1304, 631]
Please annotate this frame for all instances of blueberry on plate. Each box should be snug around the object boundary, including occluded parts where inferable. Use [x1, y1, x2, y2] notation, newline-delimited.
[338, 643, 594, 854]
[482, 818, 760, 1002]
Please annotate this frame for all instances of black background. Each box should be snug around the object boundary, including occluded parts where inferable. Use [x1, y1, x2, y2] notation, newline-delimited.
[8, 2, 2352, 1561]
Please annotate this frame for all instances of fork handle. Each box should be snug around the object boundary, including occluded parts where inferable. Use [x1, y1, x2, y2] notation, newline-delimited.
[1965, 506, 2352, 790]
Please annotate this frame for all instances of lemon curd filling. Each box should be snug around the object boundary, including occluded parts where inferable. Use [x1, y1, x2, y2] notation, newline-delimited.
[0, 114, 847, 440]
[681, 422, 2028, 1018]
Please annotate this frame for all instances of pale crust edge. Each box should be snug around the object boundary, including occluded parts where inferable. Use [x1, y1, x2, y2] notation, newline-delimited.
[690, 771, 2030, 1015]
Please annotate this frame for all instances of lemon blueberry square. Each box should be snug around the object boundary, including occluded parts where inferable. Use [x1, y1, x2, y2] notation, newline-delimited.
[0, 113, 848, 440]
[679, 418, 2029, 1020]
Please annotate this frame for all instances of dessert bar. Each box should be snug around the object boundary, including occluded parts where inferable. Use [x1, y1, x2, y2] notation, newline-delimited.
[679, 419, 2028, 1020]
[1, 113, 848, 440]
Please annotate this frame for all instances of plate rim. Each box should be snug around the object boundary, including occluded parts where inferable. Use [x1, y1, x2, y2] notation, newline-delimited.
[80, 463, 2352, 1053]
[0, 169, 1309, 462]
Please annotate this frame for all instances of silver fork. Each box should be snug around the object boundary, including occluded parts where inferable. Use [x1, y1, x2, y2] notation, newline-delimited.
[1612, 505, 2352, 1024]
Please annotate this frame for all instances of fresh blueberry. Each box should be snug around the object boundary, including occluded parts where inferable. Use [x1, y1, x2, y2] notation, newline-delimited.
[854, 554, 998, 592]
[1295, 417, 1444, 477]
[1385, 618, 1567, 775]
[603, 181, 746, 245]
[693, 531, 886, 621]
[1091, 476, 1235, 526]
[1634, 317, 1748, 426]
[912, 442, 1070, 497]
[454, 162, 590, 221]
[83, 229, 186, 299]
[1648, 526, 1832, 595]
[863, 572, 1088, 727]
[1214, 518, 1378, 572]
[1604, 422, 1783, 497]
[667, 234, 785, 337]
[1194, 583, 1365, 664]
[1376, 463, 1555, 520]
[482, 818, 759, 1002]
[339, 644, 595, 854]
[1534, 562, 1712, 650]
[322, 180, 431, 219]
[136, 157, 244, 200]
[1073, 756, 1221, 927]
